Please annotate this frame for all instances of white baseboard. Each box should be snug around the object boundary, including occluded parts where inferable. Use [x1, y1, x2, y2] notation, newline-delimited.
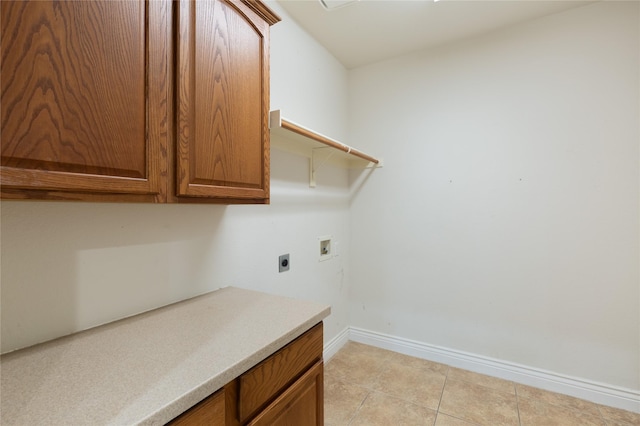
[346, 326, 640, 414]
[323, 326, 350, 362]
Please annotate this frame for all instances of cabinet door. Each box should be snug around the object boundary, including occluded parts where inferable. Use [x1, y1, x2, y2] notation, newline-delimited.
[247, 361, 323, 426]
[175, 0, 271, 203]
[1, 0, 168, 201]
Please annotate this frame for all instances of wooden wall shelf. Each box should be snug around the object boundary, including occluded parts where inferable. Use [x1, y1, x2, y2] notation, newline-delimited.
[269, 110, 382, 187]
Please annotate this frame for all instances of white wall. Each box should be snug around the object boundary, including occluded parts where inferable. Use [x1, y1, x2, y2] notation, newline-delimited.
[3, 0, 638, 399]
[348, 1, 639, 391]
[0, 1, 350, 353]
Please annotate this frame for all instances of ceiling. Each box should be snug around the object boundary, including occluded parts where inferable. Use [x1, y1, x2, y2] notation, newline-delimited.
[276, 0, 595, 69]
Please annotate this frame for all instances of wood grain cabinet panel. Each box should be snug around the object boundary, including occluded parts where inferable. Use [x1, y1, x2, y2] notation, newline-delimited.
[1, 0, 279, 203]
[175, 0, 271, 202]
[1, 0, 169, 201]
[247, 361, 323, 426]
[168, 388, 225, 425]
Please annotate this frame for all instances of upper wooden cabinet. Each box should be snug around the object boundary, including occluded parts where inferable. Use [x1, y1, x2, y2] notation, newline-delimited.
[175, 0, 273, 202]
[0, 0, 279, 203]
[0, 0, 169, 202]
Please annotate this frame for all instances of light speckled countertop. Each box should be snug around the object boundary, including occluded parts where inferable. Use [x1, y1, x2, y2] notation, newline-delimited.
[0, 287, 330, 425]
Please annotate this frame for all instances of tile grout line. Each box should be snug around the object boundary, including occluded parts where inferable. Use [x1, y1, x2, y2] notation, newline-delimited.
[346, 390, 371, 426]
[515, 383, 523, 426]
[433, 366, 450, 426]
[345, 350, 393, 426]
[435, 366, 450, 413]
[595, 403, 609, 426]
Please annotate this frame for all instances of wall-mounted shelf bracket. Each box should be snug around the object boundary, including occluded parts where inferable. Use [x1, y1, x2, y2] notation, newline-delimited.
[269, 110, 382, 187]
[310, 147, 335, 187]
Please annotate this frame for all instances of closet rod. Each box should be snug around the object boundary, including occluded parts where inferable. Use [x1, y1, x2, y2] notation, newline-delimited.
[279, 118, 380, 165]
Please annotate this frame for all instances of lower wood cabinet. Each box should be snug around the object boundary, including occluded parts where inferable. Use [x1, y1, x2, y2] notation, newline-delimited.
[168, 323, 323, 426]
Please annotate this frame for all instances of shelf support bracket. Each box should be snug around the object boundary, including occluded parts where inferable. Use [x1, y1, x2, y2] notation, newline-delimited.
[309, 147, 335, 188]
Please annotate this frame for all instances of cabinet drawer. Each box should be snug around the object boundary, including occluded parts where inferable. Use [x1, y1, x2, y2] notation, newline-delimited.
[168, 388, 225, 425]
[238, 323, 323, 422]
[247, 361, 323, 426]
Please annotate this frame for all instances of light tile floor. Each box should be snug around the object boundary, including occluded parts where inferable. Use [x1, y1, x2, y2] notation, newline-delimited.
[324, 342, 640, 426]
